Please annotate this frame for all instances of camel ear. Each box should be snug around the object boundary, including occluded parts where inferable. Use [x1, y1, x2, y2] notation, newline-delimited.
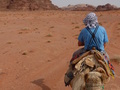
[84, 73, 88, 82]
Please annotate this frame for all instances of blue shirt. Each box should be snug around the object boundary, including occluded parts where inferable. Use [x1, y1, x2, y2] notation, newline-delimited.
[78, 26, 108, 51]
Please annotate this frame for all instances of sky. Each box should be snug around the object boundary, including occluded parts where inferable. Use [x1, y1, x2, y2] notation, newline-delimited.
[51, 0, 120, 7]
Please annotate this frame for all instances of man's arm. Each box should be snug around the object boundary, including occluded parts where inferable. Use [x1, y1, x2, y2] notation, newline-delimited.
[104, 43, 107, 48]
[78, 41, 84, 46]
[103, 28, 108, 48]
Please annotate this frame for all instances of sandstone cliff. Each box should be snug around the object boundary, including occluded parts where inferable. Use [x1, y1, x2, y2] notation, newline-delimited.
[0, 0, 10, 10]
[62, 4, 96, 11]
[62, 3, 120, 11]
[96, 3, 119, 11]
[0, 0, 58, 10]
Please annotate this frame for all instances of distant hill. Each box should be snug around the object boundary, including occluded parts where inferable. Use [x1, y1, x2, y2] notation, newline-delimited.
[61, 3, 120, 11]
[0, 0, 59, 11]
[0, 1, 119, 11]
[62, 4, 96, 11]
[96, 3, 119, 11]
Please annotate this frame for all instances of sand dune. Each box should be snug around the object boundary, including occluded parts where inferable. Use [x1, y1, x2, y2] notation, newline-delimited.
[0, 10, 120, 90]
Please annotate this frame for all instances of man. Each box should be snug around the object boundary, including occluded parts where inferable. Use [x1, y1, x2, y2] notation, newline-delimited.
[71, 12, 109, 61]
[70, 12, 115, 78]
[64, 12, 114, 87]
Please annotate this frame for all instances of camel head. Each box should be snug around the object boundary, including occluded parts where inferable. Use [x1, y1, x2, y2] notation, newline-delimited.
[84, 72, 104, 90]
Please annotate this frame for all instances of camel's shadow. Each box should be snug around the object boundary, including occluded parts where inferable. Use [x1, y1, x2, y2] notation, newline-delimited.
[32, 78, 51, 90]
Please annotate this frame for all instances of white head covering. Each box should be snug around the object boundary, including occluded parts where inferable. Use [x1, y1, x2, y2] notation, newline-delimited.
[83, 12, 98, 28]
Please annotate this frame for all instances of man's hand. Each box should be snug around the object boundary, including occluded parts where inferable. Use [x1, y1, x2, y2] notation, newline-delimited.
[78, 41, 84, 46]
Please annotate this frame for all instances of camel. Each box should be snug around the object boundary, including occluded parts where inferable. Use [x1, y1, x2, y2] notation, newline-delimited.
[70, 71, 109, 90]
[64, 50, 112, 90]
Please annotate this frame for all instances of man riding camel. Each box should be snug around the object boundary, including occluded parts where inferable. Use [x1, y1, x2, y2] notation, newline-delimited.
[71, 12, 109, 62]
[64, 12, 115, 87]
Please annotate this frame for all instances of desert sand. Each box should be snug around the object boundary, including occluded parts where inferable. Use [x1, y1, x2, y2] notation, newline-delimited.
[0, 10, 120, 90]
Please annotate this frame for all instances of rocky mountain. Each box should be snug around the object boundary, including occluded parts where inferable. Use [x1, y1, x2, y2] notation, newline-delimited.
[62, 3, 120, 11]
[62, 4, 96, 11]
[96, 3, 119, 11]
[0, 0, 10, 10]
[0, 0, 59, 11]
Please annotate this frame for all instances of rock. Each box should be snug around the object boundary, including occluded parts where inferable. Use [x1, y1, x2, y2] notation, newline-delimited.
[61, 3, 120, 11]
[96, 3, 119, 11]
[0, 0, 59, 11]
[61, 4, 96, 11]
[0, 0, 10, 10]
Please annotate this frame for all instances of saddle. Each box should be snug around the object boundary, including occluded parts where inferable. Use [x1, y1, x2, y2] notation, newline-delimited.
[64, 50, 114, 87]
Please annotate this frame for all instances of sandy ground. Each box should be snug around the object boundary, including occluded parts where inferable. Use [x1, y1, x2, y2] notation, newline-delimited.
[0, 10, 120, 90]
